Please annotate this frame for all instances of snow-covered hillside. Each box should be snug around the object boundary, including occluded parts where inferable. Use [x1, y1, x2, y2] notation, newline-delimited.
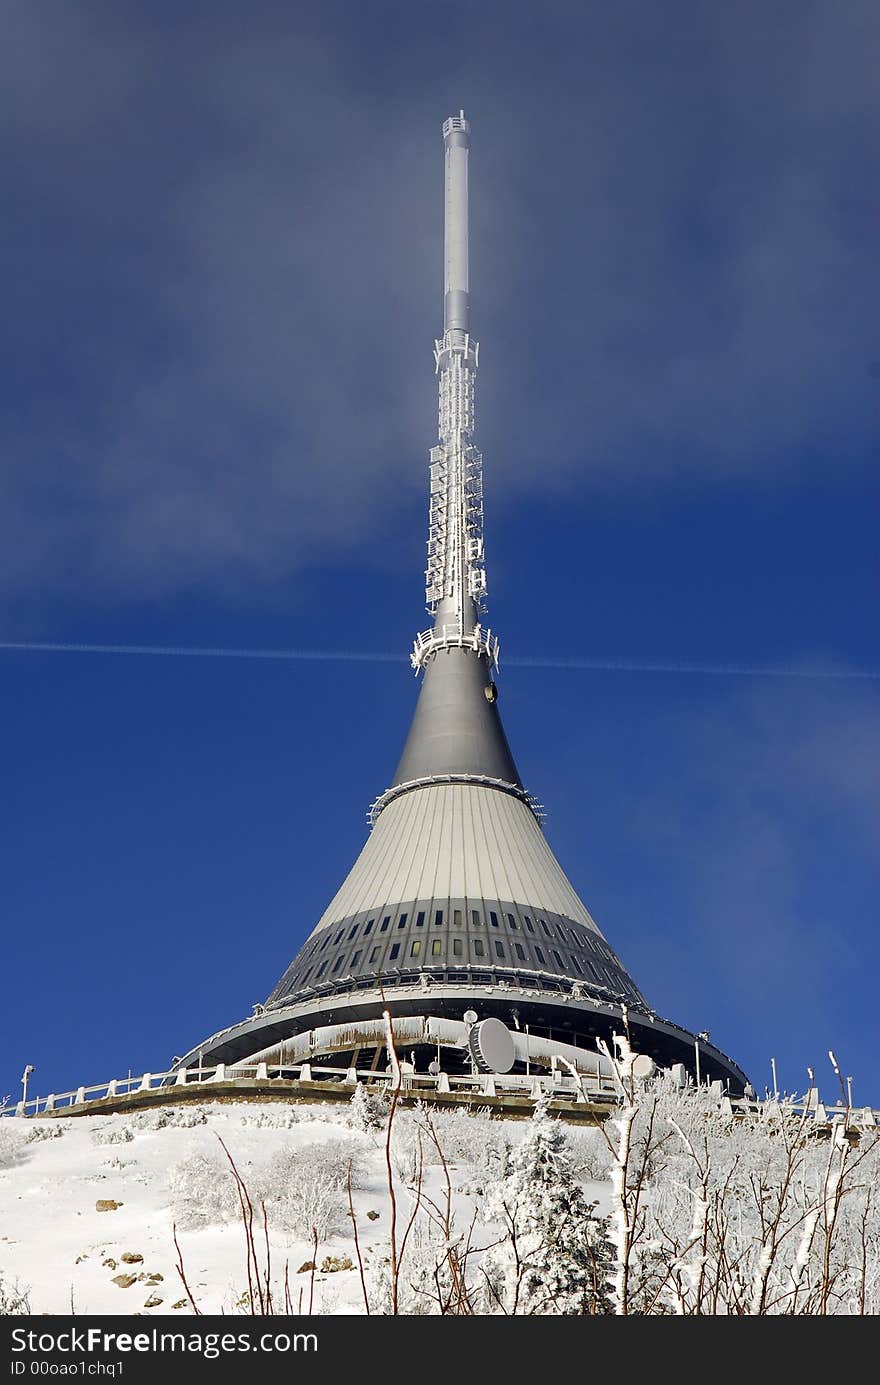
[1, 1076, 878, 1315]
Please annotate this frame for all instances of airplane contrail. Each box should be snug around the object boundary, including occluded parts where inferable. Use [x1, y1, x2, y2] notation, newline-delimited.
[0, 639, 876, 681]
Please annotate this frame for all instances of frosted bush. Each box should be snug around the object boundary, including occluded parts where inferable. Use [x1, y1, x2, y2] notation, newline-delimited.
[91, 1123, 134, 1146]
[0, 1123, 29, 1168]
[132, 1106, 208, 1131]
[168, 1151, 242, 1229]
[239, 1108, 303, 1130]
[253, 1139, 368, 1241]
[168, 1134, 368, 1240]
[26, 1122, 66, 1143]
[369, 1218, 460, 1315]
[567, 1126, 612, 1181]
[391, 1105, 511, 1184]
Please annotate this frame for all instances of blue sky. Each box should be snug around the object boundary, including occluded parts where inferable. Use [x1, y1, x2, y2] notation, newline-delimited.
[1, 1, 877, 1107]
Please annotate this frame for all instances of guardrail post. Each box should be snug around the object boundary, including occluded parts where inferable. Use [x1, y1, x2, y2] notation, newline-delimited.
[106, 1080, 118, 1098]
[482, 1075, 496, 1097]
[344, 1067, 358, 1085]
[299, 1063, 312, 1082]
[175, 1069, 188, 1086]
[437, 1072, 450, 1093]
[75, 1087, 86, 1106]
[15, 1101, 25, 1117]
[210, 1064, 226, 1083]
[138, 1073, 152, 1092]
[44, 1095, 56, 1111]
[255, 1063, 268, 1080]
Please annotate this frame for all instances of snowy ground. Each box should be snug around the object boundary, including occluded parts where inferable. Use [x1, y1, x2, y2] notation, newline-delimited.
[0, 1097, 603, 1316]
[3, 1080, 877, 1315]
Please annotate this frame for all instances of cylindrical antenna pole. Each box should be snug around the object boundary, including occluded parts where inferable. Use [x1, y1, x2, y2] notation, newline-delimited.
[443, 111, 469, 333]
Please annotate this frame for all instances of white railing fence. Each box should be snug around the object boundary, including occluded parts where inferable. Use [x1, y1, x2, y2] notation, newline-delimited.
[3, 1062, 878, 1128]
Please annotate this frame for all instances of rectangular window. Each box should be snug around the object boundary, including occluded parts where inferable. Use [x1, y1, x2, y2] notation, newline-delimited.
[398, 913, 408, 928]
[348, 924, 358, 940]
[369, 947, 380, 963]
[364, 919, 375, 935]
[453, 909, 462, 926]
[535, 946, 545, 965]
[473, 939, 485, 957]
[434, 909, 443, 926]
[321, 936, 330, 951]
[490, 912, 499, 927]
[553, 950, 564, 968]
[453, 938, 463, 957]
[431, 938, 442, 956]
[471, 910, 481, 926]
[332, 956, 344, 973]
[524, 916, 534, 933]
[351, 951, 362, 967]
[494, 940, 505, 959]
[570, 954, 581, 974]
[506, 912, 518, 930]
[317, 961, 327, 977]
[302, 969, 312, 984]
[416, 911, 425, 927]
[540, 919, 551, 936]
[514, 943, 525, 960]
[410, 940, 421, 956]
[334, 930, 344, 944]
[587, 961, 600, 980]
[389, 943, 400, 960]
[380, 917, 391, 932]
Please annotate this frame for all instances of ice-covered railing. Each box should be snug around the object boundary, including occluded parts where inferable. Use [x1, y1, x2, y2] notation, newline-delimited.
[4, 1062, 624, 1118]
[4, 1064, 878, 1129]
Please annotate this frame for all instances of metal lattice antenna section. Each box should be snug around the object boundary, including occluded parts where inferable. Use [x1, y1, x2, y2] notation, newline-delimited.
[413, 112, 496, 675]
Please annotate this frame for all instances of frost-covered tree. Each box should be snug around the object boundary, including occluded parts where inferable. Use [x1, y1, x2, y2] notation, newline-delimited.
[593, 1036, 880, 1316]
[480, 1099, 613, 1315]
[348, 1081, 391, 1133]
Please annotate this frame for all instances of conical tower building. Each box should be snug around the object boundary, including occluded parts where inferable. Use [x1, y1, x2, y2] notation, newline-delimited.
[179, 114, 746, 1093]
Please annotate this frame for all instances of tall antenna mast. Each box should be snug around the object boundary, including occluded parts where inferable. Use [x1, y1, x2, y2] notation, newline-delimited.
[412, 111, 497, 674]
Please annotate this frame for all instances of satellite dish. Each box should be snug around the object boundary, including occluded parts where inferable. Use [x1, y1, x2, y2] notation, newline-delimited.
[468, 1018, 515, 1074]
[632, 1054, 655, 1080]
[463, 1009, 478, 1027]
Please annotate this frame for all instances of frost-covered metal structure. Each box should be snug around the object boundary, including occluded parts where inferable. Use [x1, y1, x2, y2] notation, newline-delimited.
[178, 114, 746, 1092]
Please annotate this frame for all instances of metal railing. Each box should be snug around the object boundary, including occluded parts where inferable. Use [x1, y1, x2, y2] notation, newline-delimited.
[411, 622, 499, 673]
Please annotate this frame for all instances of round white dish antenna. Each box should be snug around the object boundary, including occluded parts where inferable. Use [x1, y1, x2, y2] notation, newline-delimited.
[468, 1017, 515, 1074]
